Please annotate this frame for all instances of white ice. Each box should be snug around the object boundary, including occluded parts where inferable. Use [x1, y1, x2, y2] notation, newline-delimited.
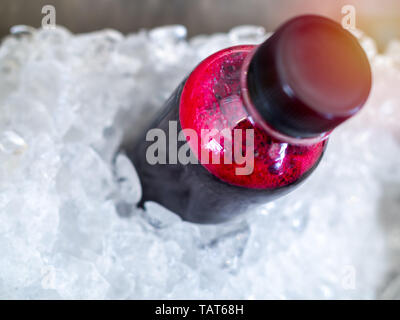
[0, 24, 399, 299]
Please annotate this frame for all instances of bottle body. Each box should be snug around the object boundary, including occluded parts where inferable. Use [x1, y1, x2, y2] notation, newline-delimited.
[129, 45, 327, 224]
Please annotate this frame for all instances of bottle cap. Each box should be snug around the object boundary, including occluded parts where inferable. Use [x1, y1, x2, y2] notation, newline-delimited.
[247, 15, 372, 138]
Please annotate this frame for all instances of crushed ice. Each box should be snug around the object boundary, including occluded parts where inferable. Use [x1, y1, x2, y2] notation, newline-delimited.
[0, 25, 399, 299]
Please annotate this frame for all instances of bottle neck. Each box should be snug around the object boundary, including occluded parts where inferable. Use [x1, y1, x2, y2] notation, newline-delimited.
[240, 46, 330, 146]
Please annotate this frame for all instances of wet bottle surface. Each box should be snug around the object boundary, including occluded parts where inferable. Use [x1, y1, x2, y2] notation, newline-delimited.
[128, 15, 371, 224]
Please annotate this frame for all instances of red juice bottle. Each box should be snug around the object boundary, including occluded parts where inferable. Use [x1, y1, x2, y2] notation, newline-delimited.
[128, 15, 371, 224]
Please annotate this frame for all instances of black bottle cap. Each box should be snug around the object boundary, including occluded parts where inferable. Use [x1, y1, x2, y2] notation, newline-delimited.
[247, 15, 372, 138]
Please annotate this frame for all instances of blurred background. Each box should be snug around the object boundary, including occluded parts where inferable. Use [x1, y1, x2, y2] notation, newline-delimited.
[0, 0, 399, 51]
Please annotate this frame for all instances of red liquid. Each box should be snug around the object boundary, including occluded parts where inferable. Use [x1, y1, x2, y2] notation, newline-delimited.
[180, 45, 326, 189]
